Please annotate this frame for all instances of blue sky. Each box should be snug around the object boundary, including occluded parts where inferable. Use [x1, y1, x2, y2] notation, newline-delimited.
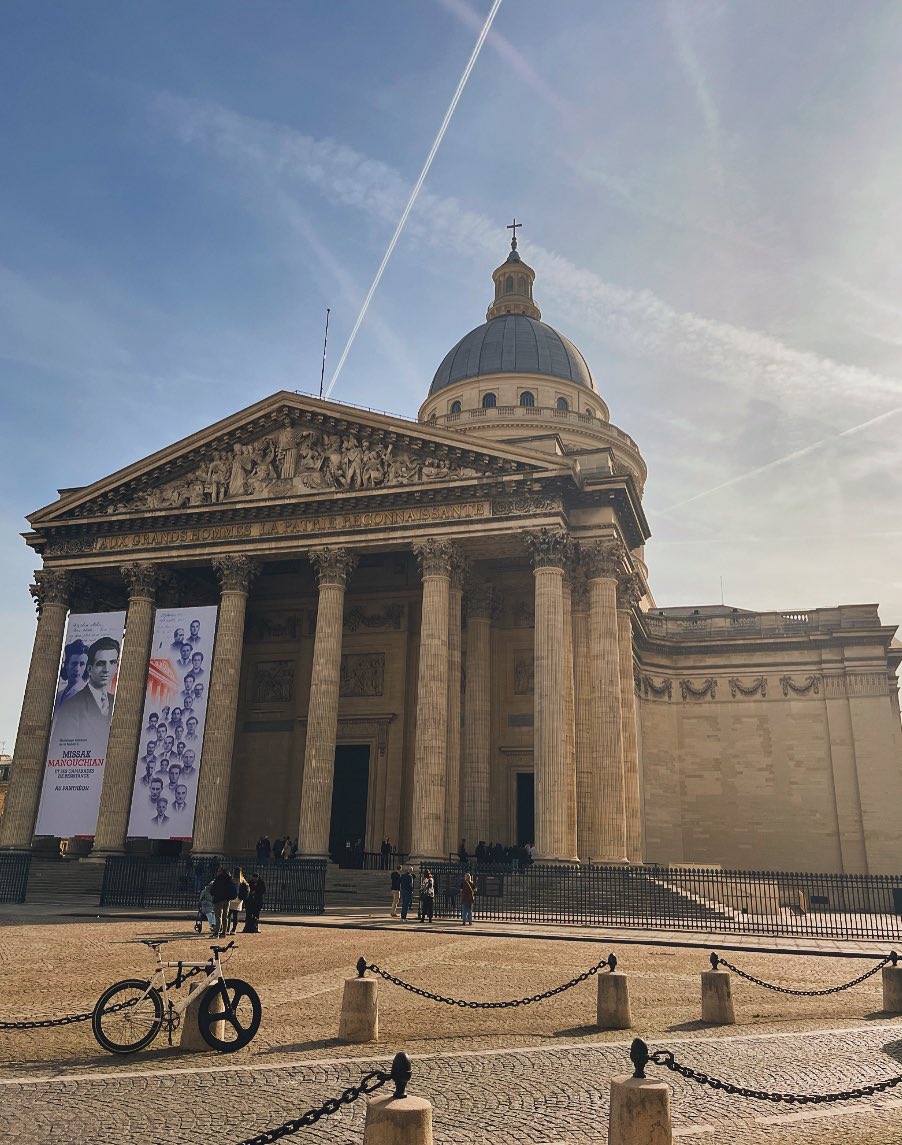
[3, 1, 902, 749]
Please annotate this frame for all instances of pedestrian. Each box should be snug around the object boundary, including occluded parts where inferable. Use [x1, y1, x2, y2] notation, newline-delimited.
[195, 882, 216, 935]
[243, 872, 266, 933]
[273, 837, 284, 861]
[399, 865, 414, 920]
[457, 837, 468, 864]
[228, 866, 248, 934]
[255, 837, 266, 865]
[460, 872, 476, 926]
[261, 835, 271, 863]
[209, 866, 237, 938]
[390, 863, 402, 917]
[380, 836, 392, 870]
[419, 868, 435, 923]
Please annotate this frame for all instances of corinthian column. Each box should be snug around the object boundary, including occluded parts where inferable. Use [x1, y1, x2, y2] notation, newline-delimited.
[583, 538, 627, 863]
[443, 551, 467, 858]
[562, 564, 578, 859]
[192, 556, 259, 854]
[409, 539, 455, 861]
[92, 563, 161, 855]
[461, 582, 493, 846]
[618, 572, 643, 864]
[296, 548, 356, 858]
[525, 528, 578, 863]
[571, 575, 593, 862]
[0, 571, 71, 850]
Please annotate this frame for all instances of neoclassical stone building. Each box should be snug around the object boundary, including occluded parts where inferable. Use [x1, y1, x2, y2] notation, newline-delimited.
[3, 238, 902, 873]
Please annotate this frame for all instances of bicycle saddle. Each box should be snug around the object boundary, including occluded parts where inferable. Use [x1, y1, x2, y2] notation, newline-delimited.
[140, 939, 169, 948]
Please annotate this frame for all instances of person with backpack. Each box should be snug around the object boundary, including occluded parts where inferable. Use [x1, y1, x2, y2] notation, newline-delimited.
[227, 866, 248, 934]
[243, 872, 266, 933]
[419, 868, 435, 923]
[209, 866, 237, 939]
[460, 872, 477, 926]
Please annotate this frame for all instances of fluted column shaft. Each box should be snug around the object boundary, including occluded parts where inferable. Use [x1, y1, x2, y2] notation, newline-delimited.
[571, 584, 593, 862]
[192, 556, 259, 854]
[526, 529, 578, 863]
[562, 575, 578, 858]
[296, 549, 356, 858]
[443, 558, 465, 858]
[92, 564, 160, 854]
[410, 540, 455, 861]
[0, 572, 71, 850]
[584, 540, 627, 863]
[461, 586, 492, 846]
[618, 574, 643, 864]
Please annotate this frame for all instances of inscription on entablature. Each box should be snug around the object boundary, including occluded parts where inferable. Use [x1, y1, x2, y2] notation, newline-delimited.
[339, 653, 385, 697]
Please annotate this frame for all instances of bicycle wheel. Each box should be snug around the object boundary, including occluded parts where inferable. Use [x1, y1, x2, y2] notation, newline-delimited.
[92, 979, 164, 1054]
[197, 978, 261, 1052]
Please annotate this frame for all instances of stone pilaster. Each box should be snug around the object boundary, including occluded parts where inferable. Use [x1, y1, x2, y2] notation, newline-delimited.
[296, 549, 357, 858]
[562, 565, 578, 861]
[583, 538, 628, 863]
[409, 539, 455, 861]
[618, 572, 643, 865]
[192, 556, 259, 854]
[444, 552, 467, 858]
[525, 529, 578, 863]
[570, 575, 593, 862]
[92, 563, 162, 855]
[0, 571, 71, 850]
[461, 582, 493, 846]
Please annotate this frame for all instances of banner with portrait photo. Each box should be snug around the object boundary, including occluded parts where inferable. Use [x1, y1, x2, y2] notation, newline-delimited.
[126, 604, 218, 840]
[34, 611, 127, 837]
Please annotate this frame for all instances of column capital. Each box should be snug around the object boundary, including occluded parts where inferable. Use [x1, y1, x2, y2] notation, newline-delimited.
[524, 527, 574, 571]
[413, 538, 456, 579]
[30, 569, 71, 615]
[617, 571, 644, 611]
[449, 549, 470, 592]
[309, 548, 356, 589]
[465, 581, 495, 620]
[212, 555, 260, 594]
[121, 562, 162, 601]
[581, 537, 626, 581]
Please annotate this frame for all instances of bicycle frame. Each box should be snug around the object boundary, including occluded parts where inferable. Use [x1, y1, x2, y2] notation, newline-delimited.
[143, 945, 228, 1020]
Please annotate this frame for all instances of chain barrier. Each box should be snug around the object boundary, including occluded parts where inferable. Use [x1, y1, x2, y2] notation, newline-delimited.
[233, 1051, 412, 1145]
[0, 963, 207, 1031]
[709, 950, 897, 996]
[630, 1038, 902, 1105]
[359, 952, 618, 1008]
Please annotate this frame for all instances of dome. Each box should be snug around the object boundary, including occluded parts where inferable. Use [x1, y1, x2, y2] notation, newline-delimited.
[429, 313, 597, 396]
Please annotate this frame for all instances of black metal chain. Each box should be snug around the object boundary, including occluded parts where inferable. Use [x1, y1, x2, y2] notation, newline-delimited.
[234, 1053, 412, 1145]
[649, 1046, 902, 1105]
[362, 953, 617, 1008]
[0, 963, 207, 1031]
[709, 951, 896, 997]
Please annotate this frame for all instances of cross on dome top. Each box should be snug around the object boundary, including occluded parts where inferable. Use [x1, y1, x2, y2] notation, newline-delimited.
[507, 217, 522, 250]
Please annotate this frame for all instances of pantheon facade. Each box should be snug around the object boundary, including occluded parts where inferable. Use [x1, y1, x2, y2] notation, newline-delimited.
[3, 239, 902, 873]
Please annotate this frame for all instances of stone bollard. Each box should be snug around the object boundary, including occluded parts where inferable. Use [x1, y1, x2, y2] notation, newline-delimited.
[363, 1052, 433, 1145]
[179, 980, 224, 1051]
[597, 954, 632, 1030]
[701, 953, 735, 1025]
[882, 952, 902, 1013]
[339, 957, 379, 1043]
[608, 1039, 672, 1145]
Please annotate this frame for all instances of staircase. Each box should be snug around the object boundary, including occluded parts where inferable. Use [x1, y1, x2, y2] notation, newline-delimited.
[24, 858, 105, 906]
[325, 864, 393, 910]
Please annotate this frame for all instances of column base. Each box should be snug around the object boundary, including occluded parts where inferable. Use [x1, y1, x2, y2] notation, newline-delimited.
[535, 856, 581, 866]
[407, 854, 445, 866]
[296, 851, 330, 862]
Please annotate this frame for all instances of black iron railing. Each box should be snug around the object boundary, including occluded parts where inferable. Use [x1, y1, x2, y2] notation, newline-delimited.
[100, 855, 327, 914]
[0, 854, 30, 903]
[424, 862, 902, 940]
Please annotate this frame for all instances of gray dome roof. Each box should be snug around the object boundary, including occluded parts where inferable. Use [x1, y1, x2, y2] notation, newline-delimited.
[430, 314, 597, 395]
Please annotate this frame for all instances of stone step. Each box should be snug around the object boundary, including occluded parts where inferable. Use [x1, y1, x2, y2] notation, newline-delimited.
[25, 858, 105, 905]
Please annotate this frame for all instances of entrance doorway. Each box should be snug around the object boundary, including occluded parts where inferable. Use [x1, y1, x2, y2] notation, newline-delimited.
[329, 744, 370, 866]
[516, 772, 535, 846]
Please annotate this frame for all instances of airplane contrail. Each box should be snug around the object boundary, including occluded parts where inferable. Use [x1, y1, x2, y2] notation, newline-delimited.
[655, 404, 902, 516]
[325, 0, 503, 398]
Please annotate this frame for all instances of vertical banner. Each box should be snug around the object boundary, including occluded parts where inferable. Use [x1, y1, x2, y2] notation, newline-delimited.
[126, 605, 219, 840]
[35, 612, 127, 837]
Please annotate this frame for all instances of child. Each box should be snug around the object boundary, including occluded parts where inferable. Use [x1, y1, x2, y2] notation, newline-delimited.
[194, 882, 216, 935]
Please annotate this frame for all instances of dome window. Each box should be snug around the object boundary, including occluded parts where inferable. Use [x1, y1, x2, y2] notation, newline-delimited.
[505, 274, 514, 292]
[556, 396, 569, 412]
[482, 392, 497, 409]
[518, 275, 526, 292]
[450, 400, 462, 414]
[519, 391, 535, 407]
[585, 406, 595, 418]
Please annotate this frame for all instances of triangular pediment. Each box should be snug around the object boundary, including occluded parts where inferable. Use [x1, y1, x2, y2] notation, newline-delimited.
[31, 391, 574, 526]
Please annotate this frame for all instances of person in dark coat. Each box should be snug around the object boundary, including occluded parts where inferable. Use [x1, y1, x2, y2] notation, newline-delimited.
[399, 866, 414, 921]
[243, 873, 266, 933]
[390, 864, 402, 917]
[209, 867, 237, 938]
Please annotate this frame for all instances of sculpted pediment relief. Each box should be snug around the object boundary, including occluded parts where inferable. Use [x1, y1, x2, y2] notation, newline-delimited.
[47, 396, 556, 522]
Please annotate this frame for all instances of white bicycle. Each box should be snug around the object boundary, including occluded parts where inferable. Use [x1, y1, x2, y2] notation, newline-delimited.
[92, 938, 261, 1055]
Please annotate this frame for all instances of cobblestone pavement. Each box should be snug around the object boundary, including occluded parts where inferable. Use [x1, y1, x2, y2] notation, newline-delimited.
[2, 916, 902, 1143]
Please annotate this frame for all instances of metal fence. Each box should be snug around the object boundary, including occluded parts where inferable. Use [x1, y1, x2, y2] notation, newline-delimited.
[425, 862, 902, 940]
[100, 855, 327, 915]
[0, 854, 30, 903]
